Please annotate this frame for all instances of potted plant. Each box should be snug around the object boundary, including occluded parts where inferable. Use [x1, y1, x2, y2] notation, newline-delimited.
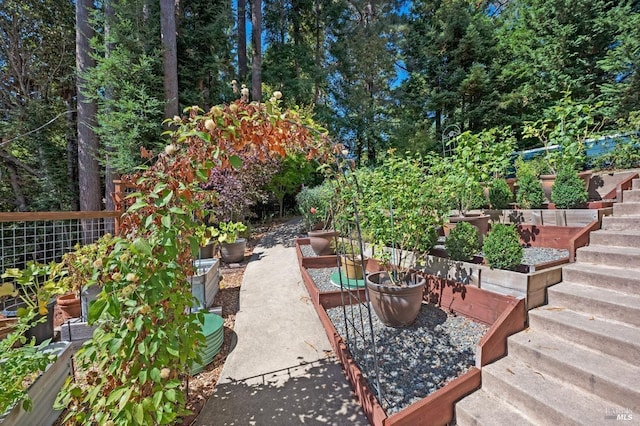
[432, 127, 515, 242]
[0, 261, 64, 344]
[296, 181, 339, 255]
[523, 95, 604, 194]
[215, 221, 248, 263]
[333, 239, 367, 280]
[345, 153, 444, 327]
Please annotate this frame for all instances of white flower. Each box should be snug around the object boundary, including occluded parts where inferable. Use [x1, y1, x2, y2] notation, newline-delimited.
[164, 144, 177, 155]
[241, 87, 249, 97]
[273, 91, 282, 100]
[205, 119, 216, 132]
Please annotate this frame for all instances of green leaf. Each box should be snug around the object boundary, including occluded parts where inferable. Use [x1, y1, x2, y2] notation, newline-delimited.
[165, 389, 177, 402]
[88, 298, 107, 322]
[134, 403, 144, 425]
[132, 238, 152, 256]
[229, 155, 243, 169]
[161, 215, 171, 228]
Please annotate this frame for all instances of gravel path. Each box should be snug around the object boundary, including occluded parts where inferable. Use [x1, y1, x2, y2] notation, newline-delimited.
[326, 303, 488, 415]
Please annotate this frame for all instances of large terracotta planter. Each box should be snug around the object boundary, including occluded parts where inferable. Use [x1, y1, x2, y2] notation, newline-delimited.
[220, 238, 246, 263]
[57, 293, 81, 320]
[366, 271, 426, 327]
[307, 230, 339, 256]
[540, 174, 556, 203]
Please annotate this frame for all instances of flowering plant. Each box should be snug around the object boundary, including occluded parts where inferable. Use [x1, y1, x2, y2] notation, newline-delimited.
[296, 182, 335, 231]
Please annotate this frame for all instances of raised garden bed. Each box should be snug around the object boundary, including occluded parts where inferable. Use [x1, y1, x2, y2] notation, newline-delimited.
[1, 341, 73, 426]
[296, 238, 526, 425]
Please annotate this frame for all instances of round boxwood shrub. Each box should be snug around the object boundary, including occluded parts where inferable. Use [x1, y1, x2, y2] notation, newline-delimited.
[551, 165, 588, 209]
[445, 221, 479, 261]
[483, 224, 523, 270]
[488, 178, 513, 210]
[515, 160, 545, 209]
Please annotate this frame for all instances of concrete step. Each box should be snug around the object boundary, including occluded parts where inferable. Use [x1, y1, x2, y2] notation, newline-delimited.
[602, 215, 640, 231]
[613, 201, 640, 216]
[562, 262, 640, 296]
[481, 356, 623, 426]
[589, 229, 640, 248]
[576, 244, 640, 269]
[508, 329, 640, 412]
[547, 281, 640, 327]
[634, 178, 640, 190]
[528, 307, 640, 365]
[455, 389, 536, 426]
[622, 188, 640, 202]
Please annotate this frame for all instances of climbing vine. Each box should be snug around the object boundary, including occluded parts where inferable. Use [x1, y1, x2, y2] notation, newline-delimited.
[55, 97, 328, 424]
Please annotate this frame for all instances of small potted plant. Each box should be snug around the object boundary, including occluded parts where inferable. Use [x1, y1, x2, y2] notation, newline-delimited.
[215, 221, 248, 263]
[296, 182, 338, 255]
[333, 239, 367, 280]
[1, 261, 64, 344]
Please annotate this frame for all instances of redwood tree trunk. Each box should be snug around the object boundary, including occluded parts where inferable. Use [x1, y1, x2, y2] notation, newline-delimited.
[76, 0, 102, 212]
[251, 0, 262, 101]
[238, 0, 247, 82]
[160, 0, 179, 118]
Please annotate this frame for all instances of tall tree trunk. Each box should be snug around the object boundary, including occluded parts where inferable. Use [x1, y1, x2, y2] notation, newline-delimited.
[251, 0, 262, 101]
[6, 162, 27, 211]
[160, 0, 179, 118]
[64, 96, 79, 210]
[76, 0, 102, 212]
[238, 0, 247, 81]
[104, 0, 116, 213]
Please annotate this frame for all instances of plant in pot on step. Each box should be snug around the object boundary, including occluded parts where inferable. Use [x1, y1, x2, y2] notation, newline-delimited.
[333, 238, 367, 280]
[355, 153, 445, 327]
[430, 127, 515, 243]
[523, 95, 604, 200]
[1, 261, 65, 344]
[296, 181, 338, 255]
[214, 221, 248, 263]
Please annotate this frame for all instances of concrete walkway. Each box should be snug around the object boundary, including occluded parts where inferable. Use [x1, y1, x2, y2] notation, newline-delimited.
[194, 219, 368, 426]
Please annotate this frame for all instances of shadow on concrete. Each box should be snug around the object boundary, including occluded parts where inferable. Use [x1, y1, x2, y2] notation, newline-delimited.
[194, 358, 368, 426]
[258, 218, 305, 249]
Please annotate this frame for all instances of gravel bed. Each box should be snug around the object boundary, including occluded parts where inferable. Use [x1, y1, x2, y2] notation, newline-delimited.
[307, 267, 342, 292]
[303, 240, 568, 266]
[326, 303, 487, 415]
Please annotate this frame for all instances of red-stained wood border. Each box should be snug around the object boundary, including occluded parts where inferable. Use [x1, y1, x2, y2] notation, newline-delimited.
[516, 222, 599, 262]
[384, 369, 481, 426]
[296, 238, 526, 426]
[569, 220, 600, 262]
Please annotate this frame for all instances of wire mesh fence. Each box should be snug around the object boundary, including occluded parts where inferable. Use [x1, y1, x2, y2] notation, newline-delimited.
[0, 212, 119, 311]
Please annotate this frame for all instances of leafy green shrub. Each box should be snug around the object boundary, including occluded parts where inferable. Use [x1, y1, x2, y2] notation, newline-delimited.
[483, 224, 523, 270]
[515, 158, 545, 209]
[445, 221, 479, 261]
[488, 178, 513, 210]
[295, 181, 335, 231]
[592, 141, 640, 171]
[551, 165, 588, 208]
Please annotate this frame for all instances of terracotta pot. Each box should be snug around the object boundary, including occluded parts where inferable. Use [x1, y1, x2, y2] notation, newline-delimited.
[199, 242, 215, 259]
[220, 238, 247, 263]
[307, 230, 339, 256]
[366, 271, 426, 327]
[444, 214, 491, 244]
[57, 293, 81, 320]
[339, 255, 366, 280]
[539, 174, 556, 203]
[0, 317, 18, 340]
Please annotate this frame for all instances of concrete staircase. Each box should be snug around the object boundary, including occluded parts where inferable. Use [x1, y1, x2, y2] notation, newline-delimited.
[456, 178, 640, 425]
